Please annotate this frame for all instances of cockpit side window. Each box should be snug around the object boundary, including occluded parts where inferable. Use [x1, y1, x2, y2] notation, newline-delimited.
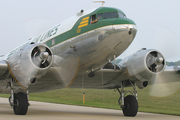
[118, 12, 127, 18]
[97, 13, 103, 19]
[90, 14, 96, 24]
[104, 12, 118, 19]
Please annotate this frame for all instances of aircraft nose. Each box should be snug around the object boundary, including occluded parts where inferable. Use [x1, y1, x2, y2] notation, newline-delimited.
[112, 18, 137, 38]
[128, 25, 137, 36]
[112, 24, 137, 40]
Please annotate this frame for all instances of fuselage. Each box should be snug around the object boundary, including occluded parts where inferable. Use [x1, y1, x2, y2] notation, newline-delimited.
[1, 7, 137, 92]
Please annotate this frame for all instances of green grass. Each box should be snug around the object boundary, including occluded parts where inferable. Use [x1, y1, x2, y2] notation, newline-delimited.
[0, 86, 180, 116]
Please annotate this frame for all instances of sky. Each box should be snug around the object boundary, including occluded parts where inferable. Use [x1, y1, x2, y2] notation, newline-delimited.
[0, 0, 180, 61]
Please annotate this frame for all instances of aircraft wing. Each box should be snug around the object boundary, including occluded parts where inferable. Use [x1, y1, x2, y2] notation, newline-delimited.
[69, 65, 180, 90]
[69, 68, 122, 89]
[0, 60, 8, 80]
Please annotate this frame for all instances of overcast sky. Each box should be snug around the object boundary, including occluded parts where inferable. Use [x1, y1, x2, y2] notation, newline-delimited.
[0, 0, 180, 61]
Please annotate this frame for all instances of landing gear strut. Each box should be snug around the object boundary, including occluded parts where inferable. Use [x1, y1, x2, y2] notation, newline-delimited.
[116, 80, 138, 117]
[9, 79, 29, 115]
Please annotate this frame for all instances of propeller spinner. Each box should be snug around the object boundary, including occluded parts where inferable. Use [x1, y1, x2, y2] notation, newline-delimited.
[146, 51, 165, 73]
[31, 45, 52, 68]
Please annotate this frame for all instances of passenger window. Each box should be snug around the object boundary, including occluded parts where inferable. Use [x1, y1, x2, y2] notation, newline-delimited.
[104, 12, 118, 19]
[90, 14, 97, 24]
[118, 12, 127, 18]
[51, 38, 55, 45]
[97, 13, 103, 19]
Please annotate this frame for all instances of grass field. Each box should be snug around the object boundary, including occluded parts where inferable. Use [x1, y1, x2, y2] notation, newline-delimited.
[0, 86, 180, 116]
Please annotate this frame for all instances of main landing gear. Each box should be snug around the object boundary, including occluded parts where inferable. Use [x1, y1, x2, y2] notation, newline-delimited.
[9, 79, 29, 115]
[116, 80, 138, 117]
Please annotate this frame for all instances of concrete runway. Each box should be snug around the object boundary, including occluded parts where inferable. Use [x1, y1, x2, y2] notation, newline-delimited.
[0, 97, 179, 120]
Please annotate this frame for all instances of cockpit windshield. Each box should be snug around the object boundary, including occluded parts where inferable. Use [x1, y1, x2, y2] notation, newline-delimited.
[97, 13, 103, 19]
[96, 11, 126, 20]
[104, 12, 118, 19]
[118, 12, 127, 18]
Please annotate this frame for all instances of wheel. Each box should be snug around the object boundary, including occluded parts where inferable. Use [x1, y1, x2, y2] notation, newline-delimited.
[122, 95, 138, 117]
[13, 92, 28, 115]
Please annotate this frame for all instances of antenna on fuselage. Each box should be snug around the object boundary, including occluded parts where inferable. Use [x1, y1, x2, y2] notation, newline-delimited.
[93, 1, 105, 7]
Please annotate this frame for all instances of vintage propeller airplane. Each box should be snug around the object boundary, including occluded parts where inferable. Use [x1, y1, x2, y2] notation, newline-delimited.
[0, 4, 178, 117]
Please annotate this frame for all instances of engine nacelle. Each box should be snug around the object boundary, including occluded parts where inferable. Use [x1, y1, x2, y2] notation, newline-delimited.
[7, 43, 53, 88]
[119, 48, 165, 82]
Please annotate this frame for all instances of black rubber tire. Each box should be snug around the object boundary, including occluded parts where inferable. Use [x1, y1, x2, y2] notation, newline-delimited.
[13, 92, 28, 115]
[122, 95, 138, 117]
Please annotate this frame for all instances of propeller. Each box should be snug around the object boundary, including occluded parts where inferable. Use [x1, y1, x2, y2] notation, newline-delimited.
[31, 45, 52, 68]
[149, 73, 180, 97]
[146, 51, 165, 73]
[148, 26, 180, 97]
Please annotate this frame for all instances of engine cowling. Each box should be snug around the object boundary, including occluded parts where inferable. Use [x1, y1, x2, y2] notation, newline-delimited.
[119, 48, 165, 87]
[7, 43, 53, 88]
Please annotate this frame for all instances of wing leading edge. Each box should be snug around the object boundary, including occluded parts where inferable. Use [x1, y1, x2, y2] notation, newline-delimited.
[0, 60, 8, 80]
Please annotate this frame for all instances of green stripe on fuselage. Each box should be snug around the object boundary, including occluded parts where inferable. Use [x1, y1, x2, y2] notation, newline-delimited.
[46, 7, 136, 48]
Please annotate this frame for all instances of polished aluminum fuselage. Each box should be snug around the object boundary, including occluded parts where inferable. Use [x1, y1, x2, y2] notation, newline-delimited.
[0, 7, 137, 93]
[27, 24, 137, 92]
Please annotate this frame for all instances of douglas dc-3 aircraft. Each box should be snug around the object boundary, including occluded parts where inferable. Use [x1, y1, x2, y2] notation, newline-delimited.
[0, 6, 173, 117]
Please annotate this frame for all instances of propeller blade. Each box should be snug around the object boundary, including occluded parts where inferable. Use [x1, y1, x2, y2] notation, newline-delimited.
[149, 74, 180, 97]
[148, 26, 180, 97]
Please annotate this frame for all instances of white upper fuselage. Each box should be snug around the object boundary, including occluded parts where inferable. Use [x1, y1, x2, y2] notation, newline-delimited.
[1, 9, 95, 61]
